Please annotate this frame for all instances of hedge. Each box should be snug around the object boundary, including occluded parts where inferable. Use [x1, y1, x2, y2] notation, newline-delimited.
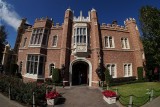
[0, 75, 47, 106]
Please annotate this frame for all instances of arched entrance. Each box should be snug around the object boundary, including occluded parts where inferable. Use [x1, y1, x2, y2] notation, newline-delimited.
[72, 61, 88, 85]
[69, 59, 92, 86]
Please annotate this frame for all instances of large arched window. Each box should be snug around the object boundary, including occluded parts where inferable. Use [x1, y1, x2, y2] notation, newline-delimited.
[49, 63, 55, 76]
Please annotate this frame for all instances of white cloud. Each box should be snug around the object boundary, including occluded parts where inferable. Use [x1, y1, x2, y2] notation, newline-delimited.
[0, 0, 21, 31]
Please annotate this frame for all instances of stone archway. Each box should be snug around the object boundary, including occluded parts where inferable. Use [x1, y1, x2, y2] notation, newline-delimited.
[69, 59, 92, 86]
[72, 61, 88, 85]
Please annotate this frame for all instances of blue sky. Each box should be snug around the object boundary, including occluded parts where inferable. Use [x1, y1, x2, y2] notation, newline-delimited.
[0, 0, 160, 48]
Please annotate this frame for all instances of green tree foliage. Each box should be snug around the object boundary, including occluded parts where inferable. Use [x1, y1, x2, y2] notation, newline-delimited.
[0, 25, 7, 44]
[137, 67, 143, 80]
[139, 6, 160, 76]
[52, 68, 60, 84]
[104, 67, 112, 85]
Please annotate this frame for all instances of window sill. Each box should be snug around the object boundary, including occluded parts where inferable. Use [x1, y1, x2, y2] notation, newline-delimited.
[23, 73, 38, 79]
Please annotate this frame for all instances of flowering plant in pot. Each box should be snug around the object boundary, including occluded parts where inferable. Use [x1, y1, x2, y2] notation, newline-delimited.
[102, 90, 117, 104]
[46, 91, 60, 105]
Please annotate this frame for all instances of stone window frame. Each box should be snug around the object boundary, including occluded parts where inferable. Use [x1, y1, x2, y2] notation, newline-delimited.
[52, 35, 58, 47]
[73, 27, 88, 45]
[25, 54, 45, 79]
[121, 37, 130, 49]
[106, 63, 117, 78]
[123, 63, 132, 77]
[104, 36, 115, 48]
[29, 28, 49, 47]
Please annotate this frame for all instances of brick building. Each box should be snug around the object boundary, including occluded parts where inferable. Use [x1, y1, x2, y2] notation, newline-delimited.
[14, 8, 145, 87]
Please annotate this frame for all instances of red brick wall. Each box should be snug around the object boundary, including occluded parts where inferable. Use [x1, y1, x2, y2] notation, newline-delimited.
[16, 10, 144, 87]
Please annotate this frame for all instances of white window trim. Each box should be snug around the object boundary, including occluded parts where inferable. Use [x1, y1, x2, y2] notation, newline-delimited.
[106, 63, 117, 78]
[121, 37, 130, 49]
[29, 28, 44, 46]
[123, 63, 132, 77]
[104, 36, 115, 48]
[23, 73, 38, 79]
[52, 35, 58, 47]
[49, 63, 56, 78]
[25, 54, 45, 76]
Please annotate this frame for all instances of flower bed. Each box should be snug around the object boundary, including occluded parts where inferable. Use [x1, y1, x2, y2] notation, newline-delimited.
[102, 90, 117, 104]
[46, 91, 60, 105]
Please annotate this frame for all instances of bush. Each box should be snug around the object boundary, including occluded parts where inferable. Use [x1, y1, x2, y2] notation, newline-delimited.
[0, 75, 47, 106]
[104, 68, 112, 86]
[137, 67, 143, 80]
[110, 76, 137, 86]
[52, 68, 60, 84]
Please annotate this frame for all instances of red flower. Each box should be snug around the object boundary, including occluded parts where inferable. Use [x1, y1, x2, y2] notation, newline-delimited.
[102, 90, 116, 97]
[46, 91, 60, 99]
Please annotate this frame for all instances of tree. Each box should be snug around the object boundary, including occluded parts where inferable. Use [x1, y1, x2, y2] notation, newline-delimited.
[139, 6, 160, 80]
[104, 68, 112, 86]
[0, 25, 7, 63]
[0, 25, 7, 44]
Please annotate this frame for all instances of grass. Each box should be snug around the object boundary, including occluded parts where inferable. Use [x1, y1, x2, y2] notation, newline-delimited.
[106, 82, 160, 106]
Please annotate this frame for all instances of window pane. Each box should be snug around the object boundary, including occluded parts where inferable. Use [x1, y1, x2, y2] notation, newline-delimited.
[77, 28, 79, 34]
[128, 64, 131, 76]
[105, 37, 108, 47]
[125, 38, 128, 48]
[38, 34, 42, 44]
[30, 62, 34, 74]
[34, 62, 38, 74]
[121, 38, 124, 48]
[84, 36, 86, 43]
[53, 36, 57, 46]
[80, 35, 82, 43]
[124, 64, 127, 76]
[83, 28, 86, 35]
[38, 62, 43, 75]
[111, 65, 115, 76]
[26, 61, 30, 73]
[109, 37, 113, 47]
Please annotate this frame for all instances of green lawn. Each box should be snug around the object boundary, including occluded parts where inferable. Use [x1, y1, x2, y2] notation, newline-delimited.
[108, 82, 160, 106]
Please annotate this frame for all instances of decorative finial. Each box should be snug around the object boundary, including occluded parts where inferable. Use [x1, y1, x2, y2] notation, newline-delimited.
[67, 6, 71, 11]
[91, 8, 96, 12]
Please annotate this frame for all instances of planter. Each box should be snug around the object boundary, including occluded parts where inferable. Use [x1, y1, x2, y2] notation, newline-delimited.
[47, 98, 58, 105]
[103, 95, 116, 104]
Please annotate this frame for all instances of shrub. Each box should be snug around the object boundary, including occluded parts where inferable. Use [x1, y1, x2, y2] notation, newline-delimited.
[137, 67, 143, 80]
[52, 68, 60, 84]
[0, 75, 47, 106]
[110, 76, 137, 86]
[104, 68, 112, 86]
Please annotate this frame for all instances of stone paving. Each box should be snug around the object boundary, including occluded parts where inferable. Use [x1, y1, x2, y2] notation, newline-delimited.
[55, 86, 118, 107]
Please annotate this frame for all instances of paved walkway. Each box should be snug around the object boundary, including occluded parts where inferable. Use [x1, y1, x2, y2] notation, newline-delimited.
[0, 93, 25, 107]
[142, 96, 160, 107]
[55, 86, 118, 107]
